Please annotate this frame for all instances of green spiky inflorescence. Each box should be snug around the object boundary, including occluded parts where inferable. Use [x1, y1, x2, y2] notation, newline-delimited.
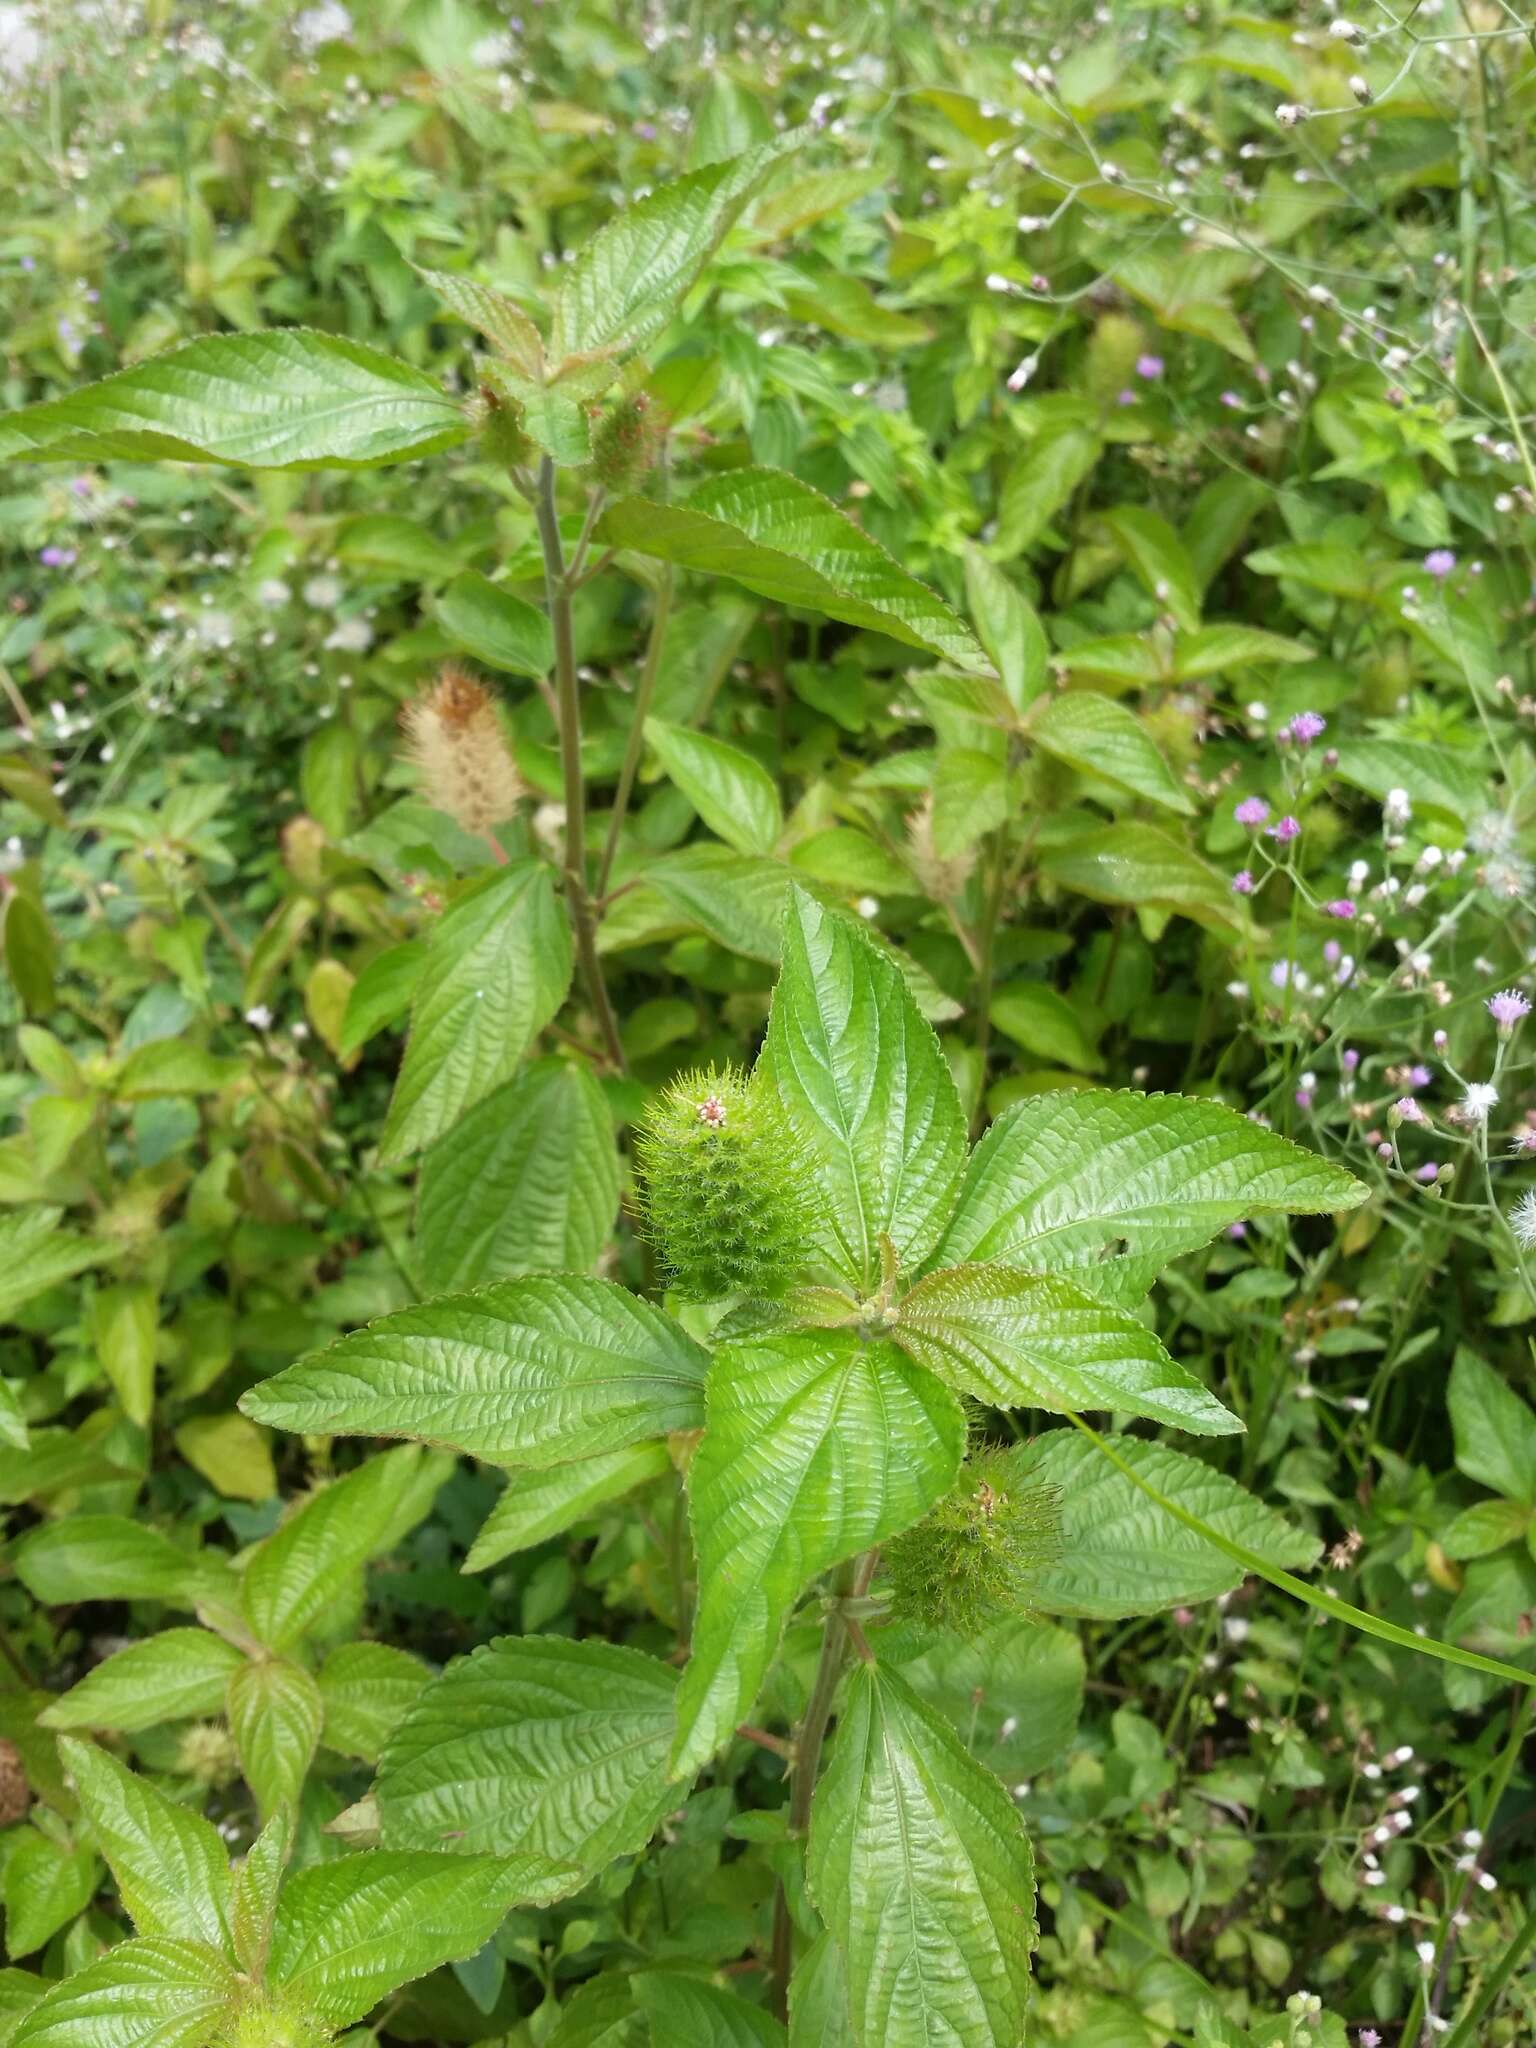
[216, 1993, 332, 2048]
[637, 1065, 817, 1300]
[883, 1452, 1063, 1637]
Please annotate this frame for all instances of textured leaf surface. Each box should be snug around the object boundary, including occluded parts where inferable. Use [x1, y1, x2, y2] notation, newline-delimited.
[807, 1665, 1036, 2048]
[437, 569, 553, 679]
[465, 1443, 672, 1572]
[10, 1939, 240, 2048]
[891, 1615, 1085, 1780]
[634, 1973, 786, 2046]
[226, 1659, 323, 1817]
[762, 889, 966, 1290]
[416, 1059, 620, 1294]
[602, 470, 988, 672]
[646, 718, 783, 856]
[318, 1643, 433, 1764]
[931, 1090, 1365, 1301]
[418, 266, 544, 375]
[240, 1445, 439, 1649]
[0, 1207, 100, 1321]
[377, 1636, 678, 1886]
[545, 1975, 647, 2047]
[1040, 821, 1249, 936]
[895, 1263, 1239, 1435]
[41, 1629, 244, 1734]
[0, 331, 466, 469]
[1448, 1348, 1536, 1505]
[673, 1331, 964, 1777]
[15, 1517, 219, 1610]
[244, 1277, 707, 1466]
[380, 861, 572, 1161]
[61, 1739, 230, 1950]
[551, 134, 803, 361]
[1019, 1432, 1320, 1617]
[1028, 691, 1193, 812]
[268, 1851, 545, 2027]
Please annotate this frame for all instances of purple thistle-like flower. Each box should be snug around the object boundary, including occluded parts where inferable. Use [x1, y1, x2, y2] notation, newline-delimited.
[1295, 1087, 1313, 1110]
[1272, 815, 1301, 843]
[1326, 898, 1356, 919]
[1392, 1097, 1425, 1124]
[1341, 1047, 1360, 1073]
[1116, 389, 1137, 406]
[39, 545, 76, 568]
[1424, 548, 1456, 580]
[1135, 353, 1164, 380]
[1408, 1063, 1432, 1089]
[1487, 988, 1531, 1032]
[1235, 796, 1270, 828]
[1286, 710, 1327, 745]
[1415, 1161, 1440, 1183]
[1231, 868, 1255, 895]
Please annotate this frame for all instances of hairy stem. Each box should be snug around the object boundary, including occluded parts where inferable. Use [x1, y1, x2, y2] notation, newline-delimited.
[533, 457, 627, 1073]
[769, 1549, 876, 2019]
[597, 564, 673, 901]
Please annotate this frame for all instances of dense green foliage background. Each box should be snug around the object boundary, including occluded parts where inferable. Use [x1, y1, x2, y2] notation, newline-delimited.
[2, 1, 1536, 2044]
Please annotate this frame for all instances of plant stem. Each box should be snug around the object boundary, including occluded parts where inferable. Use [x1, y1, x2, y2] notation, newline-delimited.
[533, 456, 627, 1073]
[769, 1550, 875, 2020]
[597, 564, 673, 900]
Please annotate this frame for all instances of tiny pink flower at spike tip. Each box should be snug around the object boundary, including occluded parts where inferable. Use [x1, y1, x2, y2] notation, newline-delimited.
[1487, 988, 1531, 1032]
[1272, 815, 1301, 843]
[1235, 795, 1270, 828]
[696, 1095, 728, 1129]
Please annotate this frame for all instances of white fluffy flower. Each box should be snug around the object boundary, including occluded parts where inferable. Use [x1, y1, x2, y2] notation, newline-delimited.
[1461, 1082, 1499, 1122]
[1510, 1190, 1536, 1251]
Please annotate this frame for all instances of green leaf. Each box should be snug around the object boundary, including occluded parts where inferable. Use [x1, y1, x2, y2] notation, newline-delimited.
[1095, 506, 1201, 631]
[1017, 1432, 1320, 1616]
[336, 512, 461, 583]
[601, 471, 989, 673]
[962, 547, 1048, 713]
[376, 1636, 677, 1889]
[230, 1812, 289, 1981]
[243, 1276, 707, 1467]
[0, 331, 467, 470]
[891, 1615, 1085, 1780]
[931, 749, 1008, 861]
[10, 1938, 241, 2048]
[1448, 1349, 1536, 1507]
[931, 1090, 1364, 1303]
[1027, 692, 1193, 813]
[762, 888, 967, 1290]
[634, 1974, 786, 2046]
[1331, 738, 1488, 823]
[1442, 1498, 1529, 1561]
[645, 718, 783, 856]
[2, 891, 54, 1014]
[0, 1208, 100, 1322]
[380, 861, 572, 1161]
[807, 1665, 1035, 2048]
[227, 1658, 323, 1817]
[545, 1975, 647, 2048]
[3, 1831, 98, 1959]
[994, 425, 1101, 560]
[338, 939, 428, 1057]
[550, 133, 805, 362]
[788, 1932, 855, 2048]
[894, 1264, 1239, 1435]
[317, 1643, 433, 1764]
[60, 1738, 230, 1950]
[15, 1517, 217, 1610]
[673, 1330, 964, 1778]
[173, 1412, 276, 1503]
[268, 1851, 542, 2028]
[41, 1630, 245, 1735]
[240, 1446, 442, 1650]
[436, 570, 554, 680]
[113, 1040, 244, 1100]
[418, 266, 544, 377]
[1168, 624, 1313, 680]
[416, 1058, 620, 1293]
[89, 1283, 158, 1428]
[989, 983, 1102, 1074]
[1039, 821, 1249, 937]
[465, 1443, 673, 1572]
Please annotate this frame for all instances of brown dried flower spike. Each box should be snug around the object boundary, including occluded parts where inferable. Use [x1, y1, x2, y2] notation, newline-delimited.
[402, 664, 525, 842]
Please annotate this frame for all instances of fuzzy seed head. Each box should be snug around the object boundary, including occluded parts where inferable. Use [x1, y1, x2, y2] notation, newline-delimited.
[884, 1453, 1063, 1636]
[176, 1721, 240, 1789]
[216, 1992, 332, 2048]
[588, 391, 666, 494]
[402, 665, 525, 839]
[637, 1065, 818, 1300]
